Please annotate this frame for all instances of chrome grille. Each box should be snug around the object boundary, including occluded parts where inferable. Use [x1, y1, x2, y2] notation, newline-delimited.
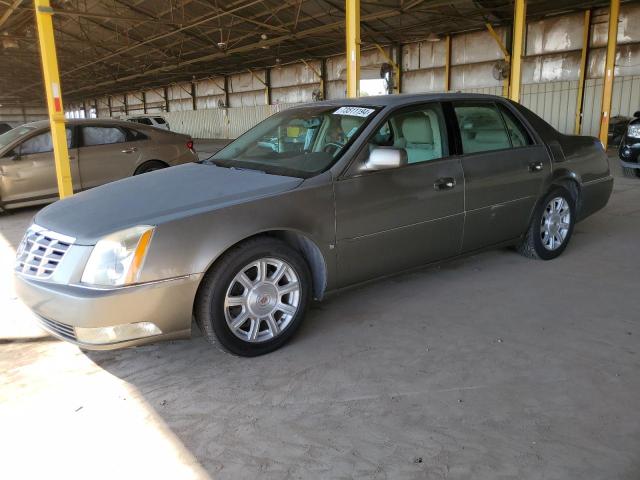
[38, 317, 77, 341]
[15, 225, 75, 279]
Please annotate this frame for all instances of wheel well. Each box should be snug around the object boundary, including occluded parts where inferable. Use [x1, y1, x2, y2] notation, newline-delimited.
[134, 159, 169, 174]
[551, 177, 581, 213]
[201, 231, 328, 301]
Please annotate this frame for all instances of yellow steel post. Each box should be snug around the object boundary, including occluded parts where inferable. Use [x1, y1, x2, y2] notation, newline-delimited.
[575, 9, 591, 135]
[34, 0, 73, 198]
[444, 35, 451, 92]
[509, 0, 526, 102]
[599, 0, 620, 149]
[345, 0, 360, 98]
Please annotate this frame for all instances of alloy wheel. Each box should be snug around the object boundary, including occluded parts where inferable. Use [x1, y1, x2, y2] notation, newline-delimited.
[223, 257, 301, 343]
[540, 196, 571, 251]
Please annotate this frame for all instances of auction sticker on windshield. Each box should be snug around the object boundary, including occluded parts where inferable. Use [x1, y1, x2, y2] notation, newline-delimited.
[333, 106, 375, 117]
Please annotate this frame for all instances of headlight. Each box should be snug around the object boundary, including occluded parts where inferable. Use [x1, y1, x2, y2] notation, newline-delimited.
[628, 124, 640, 138]
[81, 225, 154, 287]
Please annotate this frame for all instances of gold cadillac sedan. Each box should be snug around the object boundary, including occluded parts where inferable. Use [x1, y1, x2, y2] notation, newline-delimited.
[0, 118, 197, 210]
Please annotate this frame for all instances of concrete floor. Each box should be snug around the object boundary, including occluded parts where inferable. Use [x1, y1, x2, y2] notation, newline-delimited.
[1, 154, 638, 479]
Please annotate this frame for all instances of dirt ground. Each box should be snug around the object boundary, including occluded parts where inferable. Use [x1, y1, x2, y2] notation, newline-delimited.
[1, 153, 638, 479]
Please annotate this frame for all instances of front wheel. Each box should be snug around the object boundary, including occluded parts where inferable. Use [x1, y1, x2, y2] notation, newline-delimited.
[195, 238, 311, 356]
[517, 187, 576, 260]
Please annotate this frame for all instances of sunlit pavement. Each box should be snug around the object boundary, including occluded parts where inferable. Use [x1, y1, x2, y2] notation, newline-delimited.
[1, 152, 639, 479]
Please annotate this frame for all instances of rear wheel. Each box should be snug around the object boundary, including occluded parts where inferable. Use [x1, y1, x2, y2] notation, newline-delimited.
[195, 238, 311, 356]
[622, 166, 640, 178]
[517, 187, 576, 260]
[134, 160, 168, 175]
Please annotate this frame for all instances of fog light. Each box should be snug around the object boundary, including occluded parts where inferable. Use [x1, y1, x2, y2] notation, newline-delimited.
[75, 322, 162, 345]
[621, 147, 632, 159]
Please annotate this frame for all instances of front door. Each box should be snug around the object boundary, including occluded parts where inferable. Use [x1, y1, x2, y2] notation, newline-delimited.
[78, 125, 142, 189]
[451, 101, 551, 252]
[335, 102, 465, 287]
[0, 127, 79, 206]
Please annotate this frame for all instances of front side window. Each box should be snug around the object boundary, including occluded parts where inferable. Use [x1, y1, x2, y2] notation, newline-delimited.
[19, 128, 73, 155]
[82, 127, 127, 147]
[454, 103, 511, 154]
[211, 105, 378, 177]
[154, 118, 166, 124]
[365, 103, 448, 165]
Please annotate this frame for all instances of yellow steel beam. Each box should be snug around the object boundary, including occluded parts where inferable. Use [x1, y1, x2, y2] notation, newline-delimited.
[345, 0, 360, 98]
[444, 34, 451, 92]
[575, 9, 591, 135]
[509, 0, 526, 102]
[599, 0, 620, 148]
[34, 0, 73, 199]
[374, 44, 400, 94]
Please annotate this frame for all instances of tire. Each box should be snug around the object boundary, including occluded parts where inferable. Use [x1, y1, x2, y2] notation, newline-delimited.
[517, 187, 576, 260]
[195, 237, 311, 356]
[134, 160, 168, 175]
[622, 166, 640, 178]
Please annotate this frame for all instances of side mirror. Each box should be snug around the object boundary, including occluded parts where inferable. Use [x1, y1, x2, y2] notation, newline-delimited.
[634, 111, 640, 118]
[363, 147, 407, 171]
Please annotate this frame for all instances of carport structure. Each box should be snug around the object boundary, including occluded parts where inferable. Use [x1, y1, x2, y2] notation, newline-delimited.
[0, 0, 635, 196]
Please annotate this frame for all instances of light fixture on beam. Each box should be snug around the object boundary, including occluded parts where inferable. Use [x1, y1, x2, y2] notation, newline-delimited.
[426, 32, 441, 42]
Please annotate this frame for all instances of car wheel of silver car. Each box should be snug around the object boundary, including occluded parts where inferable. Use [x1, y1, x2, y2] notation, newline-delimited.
[195, 237, 311, 356]
[134, 160, 168, 175]
[517, 187, 576, 260]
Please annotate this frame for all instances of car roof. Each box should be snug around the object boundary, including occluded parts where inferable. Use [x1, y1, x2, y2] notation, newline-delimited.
[23, 118, 156, 129]
[308, 92, 508, 108]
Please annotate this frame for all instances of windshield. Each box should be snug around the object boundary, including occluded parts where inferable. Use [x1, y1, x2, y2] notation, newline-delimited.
[210, 105, 378, 177]
[0, 125, 37, 150]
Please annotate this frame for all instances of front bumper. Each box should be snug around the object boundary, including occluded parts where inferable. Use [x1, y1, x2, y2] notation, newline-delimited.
[618, 138, 640, 164]
[14, 273, 202, 350]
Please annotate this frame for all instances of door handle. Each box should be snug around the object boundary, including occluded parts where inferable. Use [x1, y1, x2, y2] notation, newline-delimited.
[434, 177, 456, 191]
[529, 161, 543, 172]
[121, 147, 137, 154]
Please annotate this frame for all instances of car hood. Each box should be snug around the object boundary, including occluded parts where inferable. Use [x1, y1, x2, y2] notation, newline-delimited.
[35, 163, 304, 245]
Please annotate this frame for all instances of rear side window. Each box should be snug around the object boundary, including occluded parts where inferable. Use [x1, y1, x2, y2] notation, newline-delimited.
[124, 128, 148, 141]
[82, 126, 127, 146]
[454, 103, 511, 154]
[498, 104, 532, 147]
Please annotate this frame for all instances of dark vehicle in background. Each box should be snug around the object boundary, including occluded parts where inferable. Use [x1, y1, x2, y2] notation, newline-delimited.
[15, 94, 613, 356]
[0, 122, 13, 135]
[609, 115, 631, 147]
[619, 111, 640, 178]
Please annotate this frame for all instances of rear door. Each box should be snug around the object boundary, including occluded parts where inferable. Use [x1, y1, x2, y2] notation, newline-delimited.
[451, 100, 551, 251]
[78, 124, 142, 189]
[334, 102, 465, 287]
[0, 127, 79, 205]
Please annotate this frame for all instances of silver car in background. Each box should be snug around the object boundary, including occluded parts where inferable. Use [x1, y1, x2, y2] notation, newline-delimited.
[0, 119, 196, 209]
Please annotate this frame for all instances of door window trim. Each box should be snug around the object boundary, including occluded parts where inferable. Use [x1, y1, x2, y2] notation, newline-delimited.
[79, 125, 129, 148]
[341, 101, 454, 179]
[449, 100, 540, 157]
